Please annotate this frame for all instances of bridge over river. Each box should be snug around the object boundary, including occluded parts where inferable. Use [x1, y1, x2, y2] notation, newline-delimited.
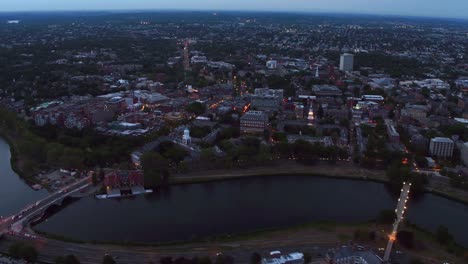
[0, 176, 91, 237]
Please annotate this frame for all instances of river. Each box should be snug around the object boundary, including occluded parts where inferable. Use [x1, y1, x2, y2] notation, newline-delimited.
[34, 176, 468, 247]
[1, 137, 467, 247]
[0, 138, 48, 216]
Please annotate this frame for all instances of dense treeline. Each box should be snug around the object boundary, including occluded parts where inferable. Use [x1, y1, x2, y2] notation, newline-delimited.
[354, 52, 430, 78]
[142, 134, 350, 187]
[0, 108, 143, 178]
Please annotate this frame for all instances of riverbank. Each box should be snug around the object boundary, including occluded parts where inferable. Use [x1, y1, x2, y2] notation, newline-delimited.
[0, 130, 37, 185]
[171, 161, 468, 205]
[172, 161, 387, 184]
[5, 220, 465, 264]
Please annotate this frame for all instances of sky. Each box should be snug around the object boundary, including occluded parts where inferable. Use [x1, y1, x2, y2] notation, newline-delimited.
[0, 0, 467, 19]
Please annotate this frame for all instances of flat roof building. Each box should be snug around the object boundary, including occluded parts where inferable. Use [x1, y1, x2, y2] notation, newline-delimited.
[240, 110, 269, 134]
[312, 85, 343, 97]
[430, 137, 454, 158]
[262, 251, 304, 264]
[339, 53, 354, 72]
[326, 246, 381, 264]
[252, 88, 284, 111]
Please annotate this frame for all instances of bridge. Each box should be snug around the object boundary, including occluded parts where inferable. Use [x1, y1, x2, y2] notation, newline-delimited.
[383, 181, 412, 263]
[0, 176, 91, 237]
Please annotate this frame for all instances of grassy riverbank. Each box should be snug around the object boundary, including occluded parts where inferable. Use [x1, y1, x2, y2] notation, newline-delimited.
[24, 220, 466, 264]
[0, 129, 37, 184]
[171, 161, 468, 205]
[171, 161, 387, 184]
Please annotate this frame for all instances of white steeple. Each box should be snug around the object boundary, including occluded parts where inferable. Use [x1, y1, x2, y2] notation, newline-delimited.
[182, 127, 191, 145]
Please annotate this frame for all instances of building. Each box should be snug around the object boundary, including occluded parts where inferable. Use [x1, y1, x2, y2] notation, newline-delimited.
[191, 55, 207, 64]
[411, 133, 428, 152]
[266, 60, 278, 69]
[429, 137, 455, 158]
[252, 88, 284, 111]
[361, 95, 384, 103]
[385, 119, 400, 144]
[339, 53, 354, 72]
[262, 251, 304, 264]
[287, 134, 333, 147]
[461, 142, 468, 167]
[294, 104, 305, 119]
[414, 79, 450, 90]
[326, 246, 381, 264]
[104, 171, 144, 191]
[312, 85, 343, 97]
[182, 127, 191, 145]
[240, 110, 269, 133]
[400, 104, 429, 122]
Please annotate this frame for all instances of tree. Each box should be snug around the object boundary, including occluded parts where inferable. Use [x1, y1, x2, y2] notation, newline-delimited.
[198, 256, 212, 264]
[160, 257, 173, 264]
[397, 230, 415, 249]
[215, 255, 234, 264]
[409, 258, 424, 264]
[303, 253, 312, 264]
[55, 255, 81, 264]
[386, 162, 410, 191]
[18, 245, 38, 263]
[8, 243, 38, 263]
[250, 252, 262, 264]
[263, 129, 271, 141]
[353, 229, 367, 241]
[272, 132, 287, 143]
[141, 152, 170, 187]
[186, 102, 206, 115]
[200, 148, 216, 165]
[164, 145, 187, 164]
[92, 172, 98, 186]
[436, 225, 453, 244]
[8, 243, 21, 259]
[102, 255, 116, 264]
[99, 168, 105, 181]
[421, 87, 430, 98]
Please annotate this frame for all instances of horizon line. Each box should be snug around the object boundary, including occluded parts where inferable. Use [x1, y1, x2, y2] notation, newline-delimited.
[0, 8, 467, 21]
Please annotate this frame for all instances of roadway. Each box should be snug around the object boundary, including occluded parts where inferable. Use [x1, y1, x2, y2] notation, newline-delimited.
[0, 176, 91, 236]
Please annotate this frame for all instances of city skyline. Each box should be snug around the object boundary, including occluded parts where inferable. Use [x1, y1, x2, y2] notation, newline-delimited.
[0, 0, 467, 20]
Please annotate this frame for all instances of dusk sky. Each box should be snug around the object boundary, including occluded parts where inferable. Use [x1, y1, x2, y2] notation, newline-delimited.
[0, 0, 467, 19]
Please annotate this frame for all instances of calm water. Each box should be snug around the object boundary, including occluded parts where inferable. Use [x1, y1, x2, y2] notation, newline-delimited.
[1, 137, 467, 247]
[0, 138, 48, 216]
[34, 176, 468, 247]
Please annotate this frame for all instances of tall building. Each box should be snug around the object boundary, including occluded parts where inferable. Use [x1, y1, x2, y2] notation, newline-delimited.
[429, 137, 454, 158]
[240, 110, 269, 133]
[339, 53, 354, 72]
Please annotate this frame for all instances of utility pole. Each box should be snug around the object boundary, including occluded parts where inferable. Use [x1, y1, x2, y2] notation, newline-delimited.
[383, 181, 412, 263]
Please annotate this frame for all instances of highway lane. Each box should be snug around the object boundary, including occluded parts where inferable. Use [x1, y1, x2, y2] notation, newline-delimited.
[0, 234, 336, 264]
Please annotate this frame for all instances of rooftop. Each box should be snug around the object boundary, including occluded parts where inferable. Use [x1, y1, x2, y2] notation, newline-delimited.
[431, 137, 454, 143]
[327, 246, 381, 264]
